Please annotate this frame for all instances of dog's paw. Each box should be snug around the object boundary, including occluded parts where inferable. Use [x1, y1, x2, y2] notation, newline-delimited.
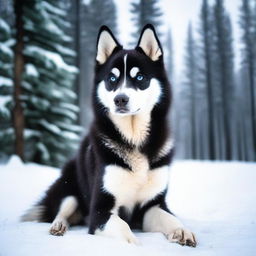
[124, 232, 140, 245]
[167, 228, 197, 247]
[49, 219, 68, 236]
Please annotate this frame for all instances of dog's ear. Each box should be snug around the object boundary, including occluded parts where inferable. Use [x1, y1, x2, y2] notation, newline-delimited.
[136, 24, 162, 61]
[96, 26, 121, 64]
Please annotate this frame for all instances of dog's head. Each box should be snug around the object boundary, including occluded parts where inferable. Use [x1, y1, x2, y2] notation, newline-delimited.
[94, 24, 168, 116]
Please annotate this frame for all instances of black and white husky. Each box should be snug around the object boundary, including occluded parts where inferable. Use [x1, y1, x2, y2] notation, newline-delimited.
[22, 24, 196, 247]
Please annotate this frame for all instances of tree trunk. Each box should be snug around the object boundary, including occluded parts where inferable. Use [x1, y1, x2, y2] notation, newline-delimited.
[75, 0, 81, 124]
[248, 55, 256, 160]
[13, 0, 25, 160]
[202, 0, 215, 159]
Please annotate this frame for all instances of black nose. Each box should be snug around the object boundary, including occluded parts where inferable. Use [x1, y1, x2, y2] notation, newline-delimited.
[114, 94, 129, 107]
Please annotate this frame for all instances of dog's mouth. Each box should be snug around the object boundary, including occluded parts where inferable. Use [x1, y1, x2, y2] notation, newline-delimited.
[115, 108, 140, 115]
[116, 107, 129, 113]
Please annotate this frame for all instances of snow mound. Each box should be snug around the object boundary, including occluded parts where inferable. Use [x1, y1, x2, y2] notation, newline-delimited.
[7, 155, 24, 167]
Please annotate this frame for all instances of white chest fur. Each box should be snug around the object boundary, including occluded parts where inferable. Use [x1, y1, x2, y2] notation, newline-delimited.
[103, 155, 169, 213]
[109, 112, 151, 146]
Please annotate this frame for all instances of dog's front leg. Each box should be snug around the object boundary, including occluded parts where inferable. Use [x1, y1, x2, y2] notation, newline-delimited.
[89, 210, 139, 244]
[88, 188, 139, 244]
[93, 214, 139, 244]
[143, 206, 197, 247]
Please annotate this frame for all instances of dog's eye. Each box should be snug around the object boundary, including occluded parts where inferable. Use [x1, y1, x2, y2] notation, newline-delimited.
[136, 74, 144, 81]
[109, 75, 117, 83]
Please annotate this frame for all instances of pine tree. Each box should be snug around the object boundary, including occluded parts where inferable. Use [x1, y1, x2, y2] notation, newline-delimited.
[199, 0, 216, 159]
[254, 1, 256, 58]
[79, 0, 117, 129]
[68, 0, 81, 115]
[239, 0, 256, 160]
[22, 0, 81, 166]
[236, 66, 253, 160]
[130, 0, 163, 44]
[165, 28, 174, 82]
[165, 27, 175, 143]
[0, 0, 14, 25]
[13, 0, 25, 160]
[184, 24, 198, 159]
[0, 18, 15, 160]
[212, 0, 235, 160]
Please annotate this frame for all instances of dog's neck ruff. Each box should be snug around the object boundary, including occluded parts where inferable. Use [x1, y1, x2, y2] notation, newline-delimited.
[109, 111, 151, 147]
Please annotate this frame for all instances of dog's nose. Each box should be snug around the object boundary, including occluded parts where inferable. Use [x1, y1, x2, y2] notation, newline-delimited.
[114, 94, 129, 107]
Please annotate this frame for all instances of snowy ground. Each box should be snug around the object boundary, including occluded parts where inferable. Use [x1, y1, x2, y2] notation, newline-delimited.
[0, 156, 255, 256]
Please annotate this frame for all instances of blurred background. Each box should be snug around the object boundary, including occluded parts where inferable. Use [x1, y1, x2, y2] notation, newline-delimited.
[0, 0, 255, 167]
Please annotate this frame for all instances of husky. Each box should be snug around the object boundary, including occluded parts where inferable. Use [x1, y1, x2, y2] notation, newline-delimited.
[22, 24, 197, 247]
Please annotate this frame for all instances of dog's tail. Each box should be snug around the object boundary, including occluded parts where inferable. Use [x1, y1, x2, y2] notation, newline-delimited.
[21, 204, 45, 222]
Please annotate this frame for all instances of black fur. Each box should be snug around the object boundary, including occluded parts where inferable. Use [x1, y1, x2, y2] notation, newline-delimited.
[25, 24, 175, 235]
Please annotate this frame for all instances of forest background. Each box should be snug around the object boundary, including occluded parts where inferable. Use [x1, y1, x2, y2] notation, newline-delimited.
[0, 0, 255, 167]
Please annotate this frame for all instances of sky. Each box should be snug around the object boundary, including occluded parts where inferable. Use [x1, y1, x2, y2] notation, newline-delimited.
[114, 0, 241, 81]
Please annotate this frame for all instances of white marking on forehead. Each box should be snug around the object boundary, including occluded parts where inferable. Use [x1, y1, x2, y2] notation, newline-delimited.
[124, 54, 127, 76]
[111, 68, 120, 77]
[121, 54, 128, 90]
[130, 67, 139, 78]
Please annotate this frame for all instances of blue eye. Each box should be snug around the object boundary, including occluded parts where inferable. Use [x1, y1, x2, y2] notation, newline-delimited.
[109, 75, 117, 82]
[136, 74, 144, 81]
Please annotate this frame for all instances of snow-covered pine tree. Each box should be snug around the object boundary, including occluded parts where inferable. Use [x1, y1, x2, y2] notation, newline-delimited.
[13, 0, 26, 160]
[68, 0, 81, 112]
[239, 0, 256, 161]
[79, 0, 117, 129]
[130, 0, 163, 45]
[0, 18, 15, 160]
[22, 0, 81, 167]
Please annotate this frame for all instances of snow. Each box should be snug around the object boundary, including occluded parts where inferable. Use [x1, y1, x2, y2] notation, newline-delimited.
[59, 102, 80, 113]
[24, 129, 41, 139]
[42, 1, 66, 17]
[25, 64, 39, 77]
[37, 120, 79, 140]
[39, 119, 61, 135]
[0, 76, 13, 87]
[62, 87, 76, 100]
[21, 95, 50, 110]
[21, 81, 33, 91]
[0, 95, 11, 116]
[0, 40, 14, 58]
[0, 18, 11, 34]
[0, 95, 11, 107]
[0, 127, 13, 137]
[55, 44, 76, 57]
[44, 20, 63, 37]
[56, 122, 83, 133]
[41, 48, 78, 73]
[0, 157, 255, 256]
[37, 142, 50, 161]
[83, 0, 91, 5]
[24, 46, 78, 73]
[62, 131, 80, 141]
[50, 106, 77, 120]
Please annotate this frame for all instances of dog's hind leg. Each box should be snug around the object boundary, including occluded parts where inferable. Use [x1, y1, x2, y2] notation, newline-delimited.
[50, 196, 78, 236]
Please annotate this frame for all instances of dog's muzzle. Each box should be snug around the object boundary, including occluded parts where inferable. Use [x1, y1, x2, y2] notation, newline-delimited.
[114, 94, 129, 113]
